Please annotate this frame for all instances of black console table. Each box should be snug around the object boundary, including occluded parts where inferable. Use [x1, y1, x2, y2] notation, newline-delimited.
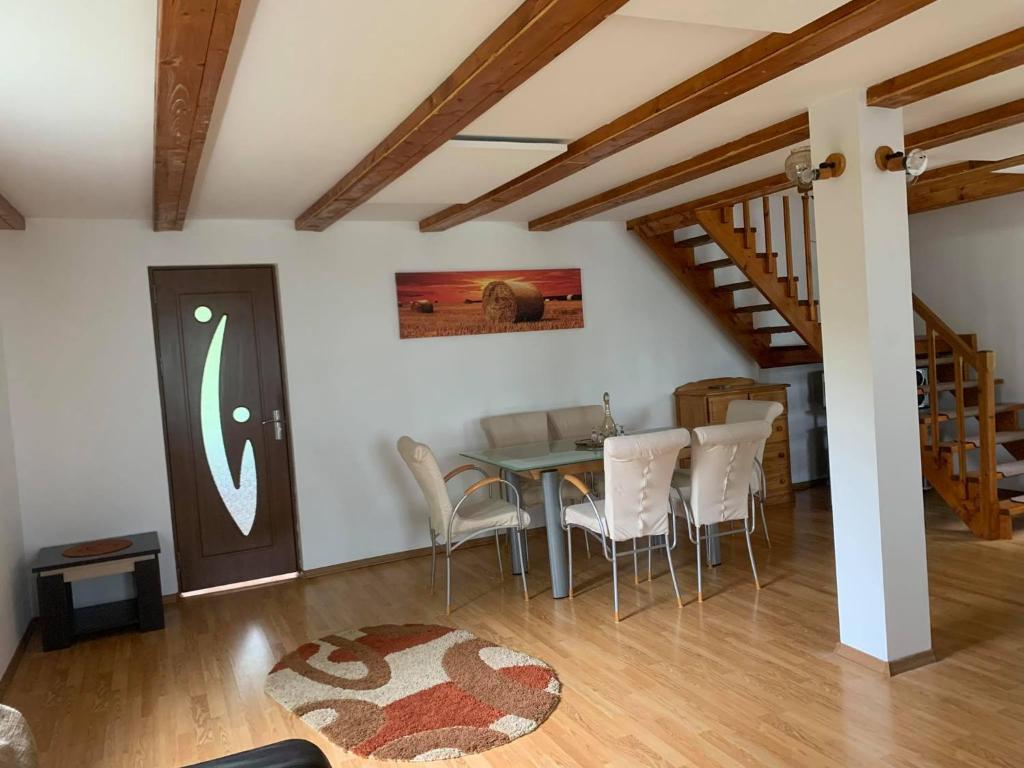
[32, 531, 165, 651]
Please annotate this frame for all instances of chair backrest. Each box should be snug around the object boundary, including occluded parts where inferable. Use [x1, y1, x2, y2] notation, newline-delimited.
[480, 410, 549, 448]
[396, 436, 452, 533]
[547, 405, 604, 439]
[688, 421, 771, 527]
[602, 428, 690, 540]
[725, 399, 783, 494]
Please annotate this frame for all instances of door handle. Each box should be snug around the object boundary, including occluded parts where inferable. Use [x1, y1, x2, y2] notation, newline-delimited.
[262, 409, 286, 441]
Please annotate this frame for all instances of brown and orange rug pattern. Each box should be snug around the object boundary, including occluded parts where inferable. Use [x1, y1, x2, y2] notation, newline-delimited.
[265, 623, 561, 762]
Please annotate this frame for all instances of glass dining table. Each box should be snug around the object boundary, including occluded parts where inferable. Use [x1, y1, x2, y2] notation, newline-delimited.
[460, 430, 719, 599]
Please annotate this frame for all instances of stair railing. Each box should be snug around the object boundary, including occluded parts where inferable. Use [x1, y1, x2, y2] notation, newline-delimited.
[733, 190, 818, 322]
[913, 294, 998, 536]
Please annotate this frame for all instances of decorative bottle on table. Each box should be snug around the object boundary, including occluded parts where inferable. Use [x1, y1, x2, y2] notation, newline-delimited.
[599, 392, 618, 441]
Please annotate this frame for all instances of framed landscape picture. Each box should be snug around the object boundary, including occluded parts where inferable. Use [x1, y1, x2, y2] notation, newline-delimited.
[395, 268, 584, 339]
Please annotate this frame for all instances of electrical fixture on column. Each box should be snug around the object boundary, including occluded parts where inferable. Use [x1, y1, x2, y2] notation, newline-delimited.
[874, 146, 929, 183]
[784, 146, 847, 193]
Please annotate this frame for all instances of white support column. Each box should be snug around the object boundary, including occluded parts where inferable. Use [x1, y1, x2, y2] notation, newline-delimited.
[809, 89, 932, 667]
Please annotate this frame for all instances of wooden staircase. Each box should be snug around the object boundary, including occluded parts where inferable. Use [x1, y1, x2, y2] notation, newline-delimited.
[633, 188, 1022, 540]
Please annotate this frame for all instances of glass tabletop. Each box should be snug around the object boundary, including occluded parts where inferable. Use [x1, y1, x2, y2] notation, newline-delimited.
[461, 426, 678, 473]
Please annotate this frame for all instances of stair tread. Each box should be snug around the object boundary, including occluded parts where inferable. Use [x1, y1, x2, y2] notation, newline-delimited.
[675, 234, 713, 249]
[918, 378, 1004, 394]
[999, 499, 1024, 517]
[749, 325, 795, 335]
[930, 430, 1024, 451]
[915, 353, 955, 365]
[997, 460, 1024, 478]
[694, 258, 734, 271]
[715, 280, 755, 292]
[770, 344, 812, 351]
[920, 402, 1024, 423]
[732, 303, 775, 314]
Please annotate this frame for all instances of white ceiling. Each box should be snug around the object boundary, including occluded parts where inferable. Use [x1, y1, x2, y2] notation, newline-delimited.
[615, 0, 849, 33]
[0, 0, 1022, 225]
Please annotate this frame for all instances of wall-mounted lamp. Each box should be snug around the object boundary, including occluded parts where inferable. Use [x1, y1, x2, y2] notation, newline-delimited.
[784, 147, 847, 192]
[875, 146, 928, 183]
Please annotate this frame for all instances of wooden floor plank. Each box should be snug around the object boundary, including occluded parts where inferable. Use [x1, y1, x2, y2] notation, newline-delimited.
[3, 488, 1024, 767]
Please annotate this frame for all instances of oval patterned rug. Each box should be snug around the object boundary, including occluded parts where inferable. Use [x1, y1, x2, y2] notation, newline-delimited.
[265, 623, 561, 762]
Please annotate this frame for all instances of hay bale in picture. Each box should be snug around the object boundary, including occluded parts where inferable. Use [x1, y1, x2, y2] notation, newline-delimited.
[411, 299, 434, 313]
[482, 281, 544, 324]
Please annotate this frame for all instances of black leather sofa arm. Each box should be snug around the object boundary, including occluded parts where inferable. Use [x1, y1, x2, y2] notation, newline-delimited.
[183, 739, 331, 768]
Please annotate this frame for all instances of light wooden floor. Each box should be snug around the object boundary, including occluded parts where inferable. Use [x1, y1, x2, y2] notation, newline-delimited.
[4, 488, 1024, 767]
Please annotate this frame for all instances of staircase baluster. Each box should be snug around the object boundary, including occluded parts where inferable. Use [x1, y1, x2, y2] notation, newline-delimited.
[976, 350, 999, 537]
[742, 199, 752, 250]
[927, 327, 939, 461]
[762, 196, 775, 274]
[783, 196, 795, 297]
[954, 352, 967, 499]
[801, 193, 816, 322]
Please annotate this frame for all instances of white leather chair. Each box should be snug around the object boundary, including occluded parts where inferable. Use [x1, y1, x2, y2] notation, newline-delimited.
[676, 421, 771, 602]
[397, 436, 529, 613]
[560, 428, 690, 621]
[481, 410, 549, 448]
[547, 405, 604, 439]
[724, 399, 784, 546]
[672, 399, 783, 547]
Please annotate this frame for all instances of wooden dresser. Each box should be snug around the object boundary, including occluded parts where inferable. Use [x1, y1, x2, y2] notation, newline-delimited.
[674, 377, 793, 503]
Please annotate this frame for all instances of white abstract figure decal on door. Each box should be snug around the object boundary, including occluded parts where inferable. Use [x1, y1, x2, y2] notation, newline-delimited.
[196, 307, 257, 536]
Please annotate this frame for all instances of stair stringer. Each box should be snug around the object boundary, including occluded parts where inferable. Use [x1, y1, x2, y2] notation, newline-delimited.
[697, 208, 823, 356]
[634, 232, 770, 362]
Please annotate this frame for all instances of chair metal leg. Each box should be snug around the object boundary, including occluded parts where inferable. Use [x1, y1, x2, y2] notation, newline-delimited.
[632, 539, 639, 584]
[647, 535, 653, 582]
[584, 530, 591, 558]
[695, 526, 704, 602]
[759, 496, 772, 548]
[430, 537, 437, 594]
[744, 527, 762, 590]
[611, 540, 620, 622]
[518, 529, 530, 601]
[566, 525, 574, 599]
[495, 531, 504, 579]
[445, 549, 453, 614]
[664, 536, 682, 607]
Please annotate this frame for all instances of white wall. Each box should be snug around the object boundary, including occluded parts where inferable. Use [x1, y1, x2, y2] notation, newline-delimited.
[0, 318, 29, 673]
[0, 219, 755, 595]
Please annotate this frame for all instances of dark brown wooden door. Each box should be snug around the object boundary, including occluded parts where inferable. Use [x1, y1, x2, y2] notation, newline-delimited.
[151, 266, 298, 592]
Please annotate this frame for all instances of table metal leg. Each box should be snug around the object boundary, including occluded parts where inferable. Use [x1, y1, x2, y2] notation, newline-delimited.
[706, 523, 722, 567]
[542, 470, 570, 598]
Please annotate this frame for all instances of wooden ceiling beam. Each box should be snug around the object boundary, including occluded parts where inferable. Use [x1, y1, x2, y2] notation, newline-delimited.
[529, 113, 809, 231]
[905, 98, 1024, 151]
[913, 153, 1024, 193]
[536, 97, 1024, 232]
[294, 0, 629, 232]
[0, 191, 25, 231]
[419, 0, 935, 232]
[867, 27, 1024, 109]
[909, 170, 1024, 214]
[154, 0, 242, 232]
[627, 106, 1024, 237]
[626, 173, 794, 238]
